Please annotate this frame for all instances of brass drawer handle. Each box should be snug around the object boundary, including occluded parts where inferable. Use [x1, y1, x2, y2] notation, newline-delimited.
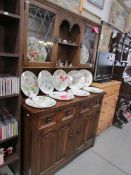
[66, 110, 72, 116]
[45, 118, 52, 124]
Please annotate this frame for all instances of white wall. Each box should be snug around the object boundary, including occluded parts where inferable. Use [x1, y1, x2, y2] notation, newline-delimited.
[83, 0, 114, 22]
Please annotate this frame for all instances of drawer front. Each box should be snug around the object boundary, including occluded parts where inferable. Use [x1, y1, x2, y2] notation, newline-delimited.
[103, 84, 121, 97]
[110, 84, 121, 95]
[62, 107, 76, 121]
[80, 101, 90, 114]
[38, 113, 57, 130]
[80, 97, 101, 114]
[104, 87, 111, 97]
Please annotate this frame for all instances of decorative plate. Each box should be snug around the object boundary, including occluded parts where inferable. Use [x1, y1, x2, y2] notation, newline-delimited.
[68, 70, 85, 90]
[83, 87, 103, 93]
[38, 70, 54, 94]
[79, 69, 93, 88]
[80, 44, 89, 64]
[27, 36, 47, 62]
[52, 69, 68, 91]
[68, 89, 90, 97]
[49, 91, 74, 101]
[21, 71, 39, 97]
[25, 96, 56, 108]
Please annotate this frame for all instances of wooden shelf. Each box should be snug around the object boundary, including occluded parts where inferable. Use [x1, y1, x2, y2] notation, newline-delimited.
[0, 10, 20, 20]
[0, 135, 18, 144]
[56, 66, 77, 69]
[0, 53, 19, 58]
[0, 94, 19, 99]
[58, 41, 79, 47]
[0, 154, 19, 168]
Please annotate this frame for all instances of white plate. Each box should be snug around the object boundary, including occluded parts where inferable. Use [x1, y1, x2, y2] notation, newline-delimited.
[49, 91, 74, 101]
[21, 71, 39, 97]
[52, 69, 68, 91]
[68, 89, 90, 96]
[80, 44, 89, 64]
[79, 69, 93, 87]
[38, 70, 54, 94]
[68, 70, 85, 90]
[25, 96, 56, 108]
[27, 36, 47, 61]
[83, 87, 103, 93]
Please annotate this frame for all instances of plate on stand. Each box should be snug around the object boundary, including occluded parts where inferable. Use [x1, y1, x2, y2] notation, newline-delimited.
[68, 70, 85, 89]
[52, 69, 68, 91]
[21, 71, 39, 97]
[79, 69, 93, 88]
[38, 70, 54, 94]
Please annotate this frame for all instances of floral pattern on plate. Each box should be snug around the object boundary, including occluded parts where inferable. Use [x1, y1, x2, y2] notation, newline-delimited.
[80, 44, 89, 64]
[79, 69, 93, 88]
[83, 87, 103, 93]
[25, 96, 56, 108]
[21, 71, 39, 97]
[68, 70, 85, 90]
[38, 70, 54, 94]
[49, 91, 74, 101]
[27, 36, 47, 62]
[52, 69, 68, 91]
[68, 89, 90, 96]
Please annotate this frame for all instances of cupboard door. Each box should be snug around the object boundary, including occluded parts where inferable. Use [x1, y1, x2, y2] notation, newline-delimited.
[76, 115, 88, 150]
[86, 112, 98, 141]
[24, 1, 58, 67]
[39, 131, 56, 172]
[56, 125, 69, 162]
[80, 25, 98, 67]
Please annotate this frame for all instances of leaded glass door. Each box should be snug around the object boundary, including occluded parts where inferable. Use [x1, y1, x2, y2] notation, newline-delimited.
[24, 1, 58, 67]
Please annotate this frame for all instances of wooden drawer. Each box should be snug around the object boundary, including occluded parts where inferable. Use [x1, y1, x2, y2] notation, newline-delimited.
[110, 84, 121, 95]
[99, 112, 114, 123]
[38, 113, 57, 130]
[103, 87, 111, 97]
[62, 107, 76, 121]
[80, 101, 90, 114]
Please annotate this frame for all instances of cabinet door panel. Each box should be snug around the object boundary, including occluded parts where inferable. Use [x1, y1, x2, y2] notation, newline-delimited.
[40, 131, 56, 172]
[56, 125, 69, 162]
[24, 1, 58, 67]
[86, 113, 97, 141]
[76, 116, 88, 150]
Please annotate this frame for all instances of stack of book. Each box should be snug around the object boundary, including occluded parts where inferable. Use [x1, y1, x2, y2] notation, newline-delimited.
[0, 75, 19, 96]
[0, 108, 18, 141]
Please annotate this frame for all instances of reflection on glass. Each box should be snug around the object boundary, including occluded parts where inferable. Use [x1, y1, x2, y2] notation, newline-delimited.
[27, 4, 55, 62]
[80, 27, 95, 64]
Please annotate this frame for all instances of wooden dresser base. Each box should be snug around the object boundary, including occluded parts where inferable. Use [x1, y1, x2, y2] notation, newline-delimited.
[22, 94, 103, 175]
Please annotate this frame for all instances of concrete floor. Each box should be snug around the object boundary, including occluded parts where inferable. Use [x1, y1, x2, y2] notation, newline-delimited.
[55, 123, 131, 175]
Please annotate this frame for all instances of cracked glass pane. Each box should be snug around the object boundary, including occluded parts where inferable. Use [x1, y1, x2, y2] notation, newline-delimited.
[27, 4, 55, 62]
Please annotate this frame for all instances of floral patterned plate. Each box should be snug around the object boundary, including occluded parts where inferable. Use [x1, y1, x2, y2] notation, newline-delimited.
[79, 69, 93, 88]
[52, 69, 68, 91]
[27, 36, 47, 62]
[21, 71, 39, 97]
[38, 70, 54, 94]
[49, 91, 74, 101]
[68, 70, 85, 90]
[80, 44, 89, 64]
[68, 89, 90, 96]
[25, 96, 56, 108]
[83, 87, 103, 93]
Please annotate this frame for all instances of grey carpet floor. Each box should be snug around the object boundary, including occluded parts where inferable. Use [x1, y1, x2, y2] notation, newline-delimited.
[55, 123, 131, 175]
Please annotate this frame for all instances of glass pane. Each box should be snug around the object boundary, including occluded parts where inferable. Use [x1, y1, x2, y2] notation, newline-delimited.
[80, 27, 95, 64]
[27, 4, 55, 62]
